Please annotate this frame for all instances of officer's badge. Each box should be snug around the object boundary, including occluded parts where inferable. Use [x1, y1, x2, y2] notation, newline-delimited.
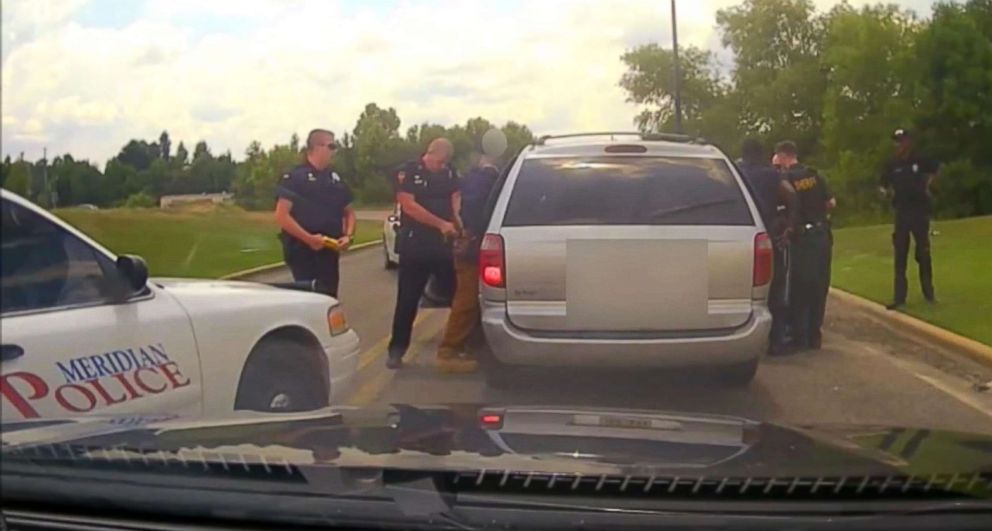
[413, 174, 425, 186]
[397, 171, 406, 184]
[912, 163, 919, 173]
[281, 173, 290, 180]
[307, 172, 316, 181]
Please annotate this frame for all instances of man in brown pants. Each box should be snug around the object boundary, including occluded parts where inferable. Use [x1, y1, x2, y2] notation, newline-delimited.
[434, 149, 501, 373]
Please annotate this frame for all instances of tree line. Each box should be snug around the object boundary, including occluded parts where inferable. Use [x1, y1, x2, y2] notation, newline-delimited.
[620, 0, 992, 224]
[0, 103, 534, 210]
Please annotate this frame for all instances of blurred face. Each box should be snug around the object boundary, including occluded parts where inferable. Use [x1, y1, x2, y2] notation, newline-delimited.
[773, 152, 797, 168]
[423, 139, 453, 171]
[307, 133, 337, 169]
[896, 136, 912, 155]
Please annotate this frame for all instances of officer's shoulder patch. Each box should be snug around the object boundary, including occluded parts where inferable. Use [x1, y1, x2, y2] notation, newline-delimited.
[331, 171, 342, 183]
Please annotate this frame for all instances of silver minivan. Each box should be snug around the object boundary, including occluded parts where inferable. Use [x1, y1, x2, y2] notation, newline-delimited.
[479, 133, 773, 386]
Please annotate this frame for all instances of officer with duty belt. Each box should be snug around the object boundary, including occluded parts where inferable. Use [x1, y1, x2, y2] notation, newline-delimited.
[387, 138, 466, 371]
[879, 128, 939, 310]
[274, 129, 356, 297]
[774, 141, 836, 351]
[737, 139, 798, 355]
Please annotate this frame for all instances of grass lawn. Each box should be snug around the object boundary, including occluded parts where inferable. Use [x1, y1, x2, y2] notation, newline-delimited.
[56, 205, 381, 279]
[832, 215, 992, 346]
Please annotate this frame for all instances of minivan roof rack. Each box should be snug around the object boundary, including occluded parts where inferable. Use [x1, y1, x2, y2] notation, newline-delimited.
[533, 131, 703, 146]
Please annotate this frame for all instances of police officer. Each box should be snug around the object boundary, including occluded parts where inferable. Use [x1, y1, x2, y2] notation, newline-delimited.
[879, 129, 939, 310]
[738, 139, 798, 355]
[774, 141, 836, 351]
[387, 138, 463, 370]
[274, 129, 356, 297]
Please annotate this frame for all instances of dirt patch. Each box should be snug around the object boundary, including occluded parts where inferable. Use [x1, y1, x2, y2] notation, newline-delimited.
[825, 295, 992, 387]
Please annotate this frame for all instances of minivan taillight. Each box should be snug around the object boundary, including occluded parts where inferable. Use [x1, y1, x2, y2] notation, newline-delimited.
[479, 234, 505, 288]
[753, 232, 773, 287]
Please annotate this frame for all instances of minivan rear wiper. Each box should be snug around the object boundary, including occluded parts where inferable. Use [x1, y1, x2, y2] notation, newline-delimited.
[645, 198, 741, 222]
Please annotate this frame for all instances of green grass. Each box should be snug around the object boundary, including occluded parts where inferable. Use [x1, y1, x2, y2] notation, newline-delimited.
[56, 205, 381, 279]
[832, 215, 992, 346]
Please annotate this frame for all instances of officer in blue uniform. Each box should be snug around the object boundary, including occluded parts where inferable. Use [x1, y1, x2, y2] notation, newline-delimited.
[774, 141, 836, 351]
[879, 129, 939, 309]
[274, 129, 356, 297]
[387, 138, 460, 369]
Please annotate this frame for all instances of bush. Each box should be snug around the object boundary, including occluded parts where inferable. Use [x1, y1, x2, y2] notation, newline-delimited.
[357, 175, 394, 205]
[933, 159, 992, 219]
[124, 192, 157, 208]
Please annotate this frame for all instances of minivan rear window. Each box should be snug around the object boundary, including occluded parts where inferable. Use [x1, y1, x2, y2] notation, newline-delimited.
[503, 156, 753, 226]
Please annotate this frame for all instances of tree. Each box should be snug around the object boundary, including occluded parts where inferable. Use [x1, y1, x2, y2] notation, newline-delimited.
[159, 131, 172, 161]
[501, 121, 535, 161]
[116, 140, 154, 171]
[620, 44, 726, 134]
[100, 159, 134, 206]
[352, 103, 405, 203]
[174, 141, 190, 168]
[192, 141, 211, 161]
[716, 0, 828, 154]
[913, 0, 992, 217]
[1, 159, 32, 197]
[818, 4, 921, 215]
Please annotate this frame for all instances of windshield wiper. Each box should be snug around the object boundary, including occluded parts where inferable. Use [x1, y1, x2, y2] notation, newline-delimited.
[645, 198, 740, 222]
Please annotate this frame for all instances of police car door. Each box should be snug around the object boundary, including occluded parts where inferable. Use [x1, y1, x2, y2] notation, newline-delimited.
[0, 195, 202, 420]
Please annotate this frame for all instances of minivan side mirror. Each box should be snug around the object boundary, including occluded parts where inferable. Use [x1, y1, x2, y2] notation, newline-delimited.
[114, 255, 149, 298]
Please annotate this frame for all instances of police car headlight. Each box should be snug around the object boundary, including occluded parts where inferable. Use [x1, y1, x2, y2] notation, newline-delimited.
[327, 306, 349, 336]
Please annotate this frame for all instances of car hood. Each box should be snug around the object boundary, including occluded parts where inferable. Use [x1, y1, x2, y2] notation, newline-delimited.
[4, 404, 992, 481]
[151, 276, 334, 305]
[153, 277, 282, 293]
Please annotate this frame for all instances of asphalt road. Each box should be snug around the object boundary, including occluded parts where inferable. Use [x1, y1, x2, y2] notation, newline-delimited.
[249, 246, 992, 435]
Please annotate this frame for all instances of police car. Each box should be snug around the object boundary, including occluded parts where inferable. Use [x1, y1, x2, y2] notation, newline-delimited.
[382, 203, 401, 269]
[0, 190, 360, 421]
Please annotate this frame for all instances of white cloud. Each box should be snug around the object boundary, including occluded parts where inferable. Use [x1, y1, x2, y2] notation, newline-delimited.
[0, 0, 938, 164]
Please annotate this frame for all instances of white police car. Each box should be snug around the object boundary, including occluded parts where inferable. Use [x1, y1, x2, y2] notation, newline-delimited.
[382, 203, 400, 269]
[0, 190, 360, 421]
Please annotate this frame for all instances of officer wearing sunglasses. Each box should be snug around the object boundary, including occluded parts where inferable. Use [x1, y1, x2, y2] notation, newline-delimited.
[274, 128, 356, 297]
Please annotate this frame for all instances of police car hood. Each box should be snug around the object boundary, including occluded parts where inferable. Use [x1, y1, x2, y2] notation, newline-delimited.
[152, 277, 336, 304]
[3, 404, 992, 488]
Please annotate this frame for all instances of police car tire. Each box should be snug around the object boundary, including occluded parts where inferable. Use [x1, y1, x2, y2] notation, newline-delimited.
[716, 358, 759, 387]
[235, 340, 325, 412]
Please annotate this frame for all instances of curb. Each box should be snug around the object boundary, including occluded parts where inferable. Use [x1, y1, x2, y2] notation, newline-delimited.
[220, 239, 384, 280]
[829, 287, 992, 369]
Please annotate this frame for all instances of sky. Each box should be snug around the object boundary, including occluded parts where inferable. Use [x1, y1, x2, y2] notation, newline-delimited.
[1, 0, 938, 165]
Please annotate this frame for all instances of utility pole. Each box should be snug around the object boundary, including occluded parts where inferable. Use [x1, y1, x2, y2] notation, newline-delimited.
[671, 0, 684, 134]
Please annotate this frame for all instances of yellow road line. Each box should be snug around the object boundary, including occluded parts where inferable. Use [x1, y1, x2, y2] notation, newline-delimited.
[347, 310, 447, 406]
[355, 310, 431, 372]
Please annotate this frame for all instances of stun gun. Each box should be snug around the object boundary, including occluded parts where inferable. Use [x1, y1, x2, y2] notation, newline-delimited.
[322, 236, 341, 251]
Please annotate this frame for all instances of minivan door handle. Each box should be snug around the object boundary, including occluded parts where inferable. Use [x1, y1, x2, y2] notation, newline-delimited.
[1, 344, 25, 361]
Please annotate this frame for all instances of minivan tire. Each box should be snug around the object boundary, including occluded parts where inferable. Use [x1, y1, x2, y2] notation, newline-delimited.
[717, 358, 759, 387]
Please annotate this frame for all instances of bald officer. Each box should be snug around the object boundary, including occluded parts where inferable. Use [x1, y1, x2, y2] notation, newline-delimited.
[386, 138, 463, 370]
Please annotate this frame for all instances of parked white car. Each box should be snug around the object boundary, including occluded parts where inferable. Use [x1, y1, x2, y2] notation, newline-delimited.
[0, 190, 360, 421]
[382, 203, 400, 269]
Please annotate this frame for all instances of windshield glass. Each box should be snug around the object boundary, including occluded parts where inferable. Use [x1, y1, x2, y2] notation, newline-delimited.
[3, 0, 992, 528]
[503, 156, 752, 226]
